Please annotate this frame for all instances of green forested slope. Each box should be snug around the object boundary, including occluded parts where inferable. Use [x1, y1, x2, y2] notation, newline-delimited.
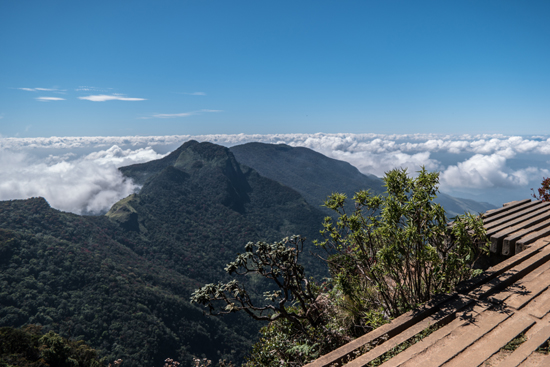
[0, 199, 254, 366]
[0, 141, 328, 366]
[0, 324, 104, 367]
[116, 140, 326, 281]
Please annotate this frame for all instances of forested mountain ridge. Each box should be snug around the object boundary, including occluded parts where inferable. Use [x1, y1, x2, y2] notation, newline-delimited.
[230, 142, 496, 217]
[0, 141, 328, 366]
[114, 140, 327, 282]
[0, 198, 255, 366]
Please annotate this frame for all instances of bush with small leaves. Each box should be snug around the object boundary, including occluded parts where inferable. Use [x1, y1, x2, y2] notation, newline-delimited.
[191, 236, 324, 337]
[318, 167, 489, 322]
[532, 177, 550, 202]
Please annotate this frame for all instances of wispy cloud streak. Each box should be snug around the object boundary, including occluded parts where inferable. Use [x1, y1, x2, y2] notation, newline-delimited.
[78, 94, 146, 102]
[19, 87, 62, 92]
[141, 109, 222, 119]
[75, 86, 112, 92]
[36, 97, 65, 101]
[152, 112, 194, 118]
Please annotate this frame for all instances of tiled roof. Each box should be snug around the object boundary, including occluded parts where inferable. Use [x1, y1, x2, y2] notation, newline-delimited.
[306, 199, 550, 367]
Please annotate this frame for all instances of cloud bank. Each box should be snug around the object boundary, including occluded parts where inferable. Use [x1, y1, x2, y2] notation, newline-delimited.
[1, 133, 549, 212]
[0, 145, 165, 214]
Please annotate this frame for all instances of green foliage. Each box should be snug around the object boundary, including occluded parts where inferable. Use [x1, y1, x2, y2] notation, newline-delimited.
[532, 177, 550, 202]
[192, 237, 352, 366]
[242, 302, 353, 367]
[193, 167, 491, 366]
[243, 316, 319, 367]
[191, 236, 323, 334]
[502, 332, 527, 352]
[318, 167, 489, 320]
[0, 325, 103, 367]
[0, 205, 254, 367]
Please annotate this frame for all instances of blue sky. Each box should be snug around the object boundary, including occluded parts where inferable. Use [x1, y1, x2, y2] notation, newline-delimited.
[1, 0, 549, 137]
[1, 1, 550, 212]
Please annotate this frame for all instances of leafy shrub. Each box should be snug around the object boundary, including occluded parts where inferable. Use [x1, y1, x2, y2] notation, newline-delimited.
[318, 168, 489, 322]
[532, 177, 550, 202]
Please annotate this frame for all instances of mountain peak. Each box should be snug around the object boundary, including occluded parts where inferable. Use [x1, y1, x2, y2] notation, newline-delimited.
[120, 140, 240, 185]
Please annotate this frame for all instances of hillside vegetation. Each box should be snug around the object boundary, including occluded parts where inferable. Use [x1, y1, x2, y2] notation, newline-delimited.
[0, 140, 495, 366]
[192, 168, 489, 366]
[0, 200, 254, 366]
[0, 325, 104, 367]
[0, 141, 328, 366]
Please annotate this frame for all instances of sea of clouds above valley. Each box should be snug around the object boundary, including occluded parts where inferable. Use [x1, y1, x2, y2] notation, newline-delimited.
[1, 133, 549, 214]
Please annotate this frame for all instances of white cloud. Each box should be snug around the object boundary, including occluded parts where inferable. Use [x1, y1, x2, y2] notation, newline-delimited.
[144, 109, 222, 119]
[0, 145, 165, 214]
[2, 133, 549, 157]
[330, 150, 440, 177]
[75, 86, 112, 92]
[36, 97, 65, 101]
[440, 154, 549, 189]
[84, 145, 165, 167]
[78, 94, 146, 102]
[2, 133, 550, 209]
[152, 112, 194, 118]
[188, 92, 206, 96]
[19, 87, 63, 92]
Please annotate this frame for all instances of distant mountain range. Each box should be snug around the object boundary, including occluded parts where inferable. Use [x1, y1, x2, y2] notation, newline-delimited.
[0, 140, 496, 366]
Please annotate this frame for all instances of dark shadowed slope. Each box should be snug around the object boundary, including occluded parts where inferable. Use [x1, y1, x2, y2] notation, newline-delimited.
[230, 142, 496, 218]
[230, 142, 383, 216]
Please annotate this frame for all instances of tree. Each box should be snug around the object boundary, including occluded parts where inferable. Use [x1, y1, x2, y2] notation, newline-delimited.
[191, 236, 351, 366]
[532, 177, 550, 202]
[191, 236, 325, 337]
[317, 167, 489, 319]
